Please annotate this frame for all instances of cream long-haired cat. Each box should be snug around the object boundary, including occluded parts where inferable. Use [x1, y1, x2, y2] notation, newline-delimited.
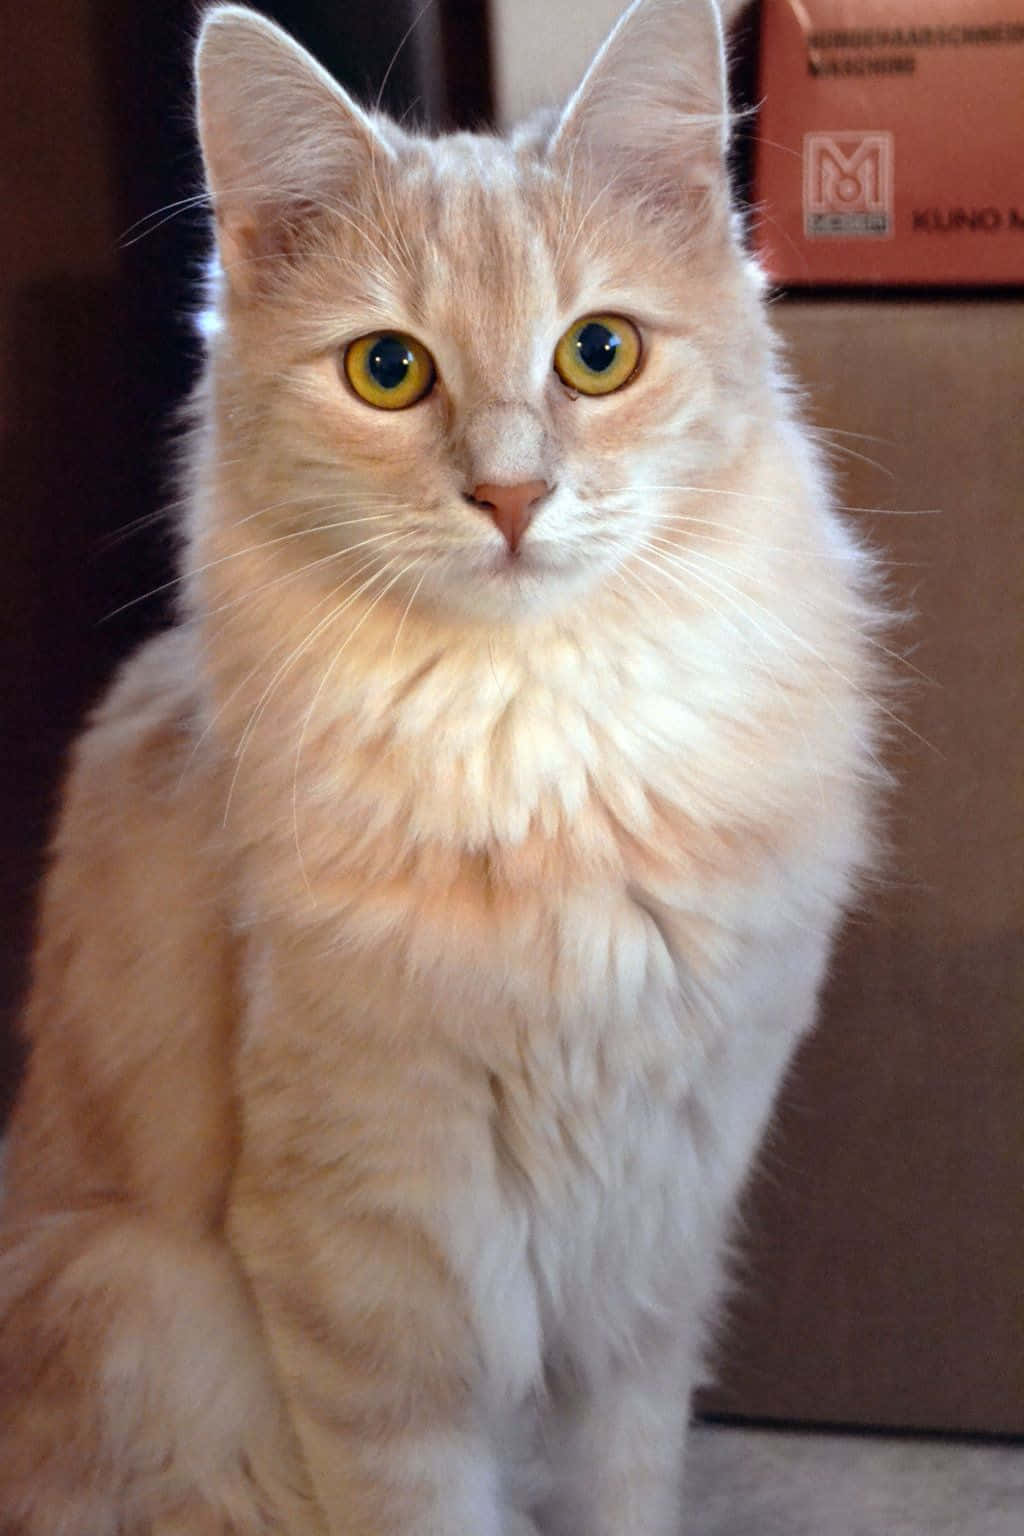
[0, 1, 884, 1531]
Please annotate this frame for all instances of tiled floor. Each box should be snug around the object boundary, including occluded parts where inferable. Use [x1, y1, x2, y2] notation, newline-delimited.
[685, 1424, 1024, 1536]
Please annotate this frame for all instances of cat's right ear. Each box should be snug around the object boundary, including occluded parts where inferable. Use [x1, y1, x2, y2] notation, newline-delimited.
[548, 0, 729, 225]
[194, 6, 390, 296]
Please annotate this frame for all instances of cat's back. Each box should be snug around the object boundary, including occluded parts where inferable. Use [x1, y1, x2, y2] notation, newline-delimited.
[3, 628, 236, 1230]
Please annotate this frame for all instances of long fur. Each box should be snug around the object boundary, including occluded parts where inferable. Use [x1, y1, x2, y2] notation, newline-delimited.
[0, 2, 886, 1532]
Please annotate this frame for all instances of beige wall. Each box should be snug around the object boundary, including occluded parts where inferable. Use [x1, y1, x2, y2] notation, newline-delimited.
[489, 0, 628, 127]
[488, 0, 749, 127]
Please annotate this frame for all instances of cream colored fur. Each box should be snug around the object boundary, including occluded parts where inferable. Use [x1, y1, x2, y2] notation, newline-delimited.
[0, 2, 885, 1532]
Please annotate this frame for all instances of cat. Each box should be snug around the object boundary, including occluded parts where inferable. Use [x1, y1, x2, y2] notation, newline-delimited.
[0, 1, 886, 1531]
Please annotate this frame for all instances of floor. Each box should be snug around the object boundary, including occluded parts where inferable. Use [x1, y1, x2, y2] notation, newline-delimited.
[685, 1424, 1024, 1536]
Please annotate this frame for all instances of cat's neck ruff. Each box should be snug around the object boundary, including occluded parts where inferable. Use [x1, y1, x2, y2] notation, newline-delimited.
[191, 470, 870, 918]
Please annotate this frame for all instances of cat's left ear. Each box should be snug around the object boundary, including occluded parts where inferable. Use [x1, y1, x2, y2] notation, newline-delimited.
[194, 6, 391, 294]
[550, 0, 729, 214]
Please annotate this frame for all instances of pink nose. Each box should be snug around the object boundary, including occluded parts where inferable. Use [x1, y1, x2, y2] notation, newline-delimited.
[467, 480, 550, 554]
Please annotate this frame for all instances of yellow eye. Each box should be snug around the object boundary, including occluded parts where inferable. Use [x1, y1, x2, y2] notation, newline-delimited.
[343, 331, 436, 410]
[553, 313, 641, 396]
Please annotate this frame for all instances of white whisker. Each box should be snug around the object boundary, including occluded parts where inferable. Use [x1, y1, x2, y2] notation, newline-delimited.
[203, 529, 410, 618]
[222, 538, 416, 823]
[646, 533, 933, 687]
[291, 556, 420, 899]
[633, 539, 933, 760]
[104, 517, 410, 620]
[389, 561, 432, 665]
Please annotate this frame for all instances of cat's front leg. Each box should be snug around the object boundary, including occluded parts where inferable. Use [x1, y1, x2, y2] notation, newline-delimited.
[229, 1179, 518, 1536]
[538, 1331, 697, 1536]
[0, 1211, 325, 1536]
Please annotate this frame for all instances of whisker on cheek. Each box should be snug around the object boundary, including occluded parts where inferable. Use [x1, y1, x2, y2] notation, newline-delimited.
[291, 554, 422, 899]
[221, 537, 417, 824]
[204, 529, 414, 617]
[630, 539, 926, 764]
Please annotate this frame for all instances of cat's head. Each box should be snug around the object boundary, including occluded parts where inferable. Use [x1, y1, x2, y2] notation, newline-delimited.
[194, 0, 770, 625]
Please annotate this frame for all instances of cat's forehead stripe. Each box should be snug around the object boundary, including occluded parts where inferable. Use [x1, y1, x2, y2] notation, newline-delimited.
[392, 138, 554, 377]
[403, 135, 623, 321]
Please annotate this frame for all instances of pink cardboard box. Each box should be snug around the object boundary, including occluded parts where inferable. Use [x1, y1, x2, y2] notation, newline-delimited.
[753, 1, 1024, 285]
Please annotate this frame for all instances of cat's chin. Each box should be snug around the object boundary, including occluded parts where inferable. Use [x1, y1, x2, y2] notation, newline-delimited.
[423, 542, 595, 625]
[483, 543, 553, 582]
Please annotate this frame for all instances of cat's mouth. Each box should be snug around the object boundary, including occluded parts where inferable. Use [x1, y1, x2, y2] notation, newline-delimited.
[476, 543, 547, 582]
[436, 535, 587, 620]
[496, 546, 538, 572]
[481, 536, 574, 581]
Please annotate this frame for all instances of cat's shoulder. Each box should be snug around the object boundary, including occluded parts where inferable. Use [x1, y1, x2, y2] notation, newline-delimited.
[73, 628, 205, 799]
[50, 626, 220, 880]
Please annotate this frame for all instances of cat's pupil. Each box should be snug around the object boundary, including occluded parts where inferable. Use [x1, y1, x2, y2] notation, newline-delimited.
[576, 322, 619, 374]
[367, 335, 413, 390]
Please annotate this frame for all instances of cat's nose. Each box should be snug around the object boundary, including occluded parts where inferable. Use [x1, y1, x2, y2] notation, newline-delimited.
[466, 480, 550, 554]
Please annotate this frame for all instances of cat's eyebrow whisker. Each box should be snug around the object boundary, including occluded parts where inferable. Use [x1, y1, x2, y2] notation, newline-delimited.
[366, 164, 416, 286]
[118, 191, 212, 248]
[577, 202, 633, 268]
[318, 194, 409, 286]
[292, 555, 422, 899]
[555, 179, 616, 270]
[125, 174, 400, 288]
[550, 134, 591, 271]
[373, 0, 436, 119]
[115, 172, 399, 250]
[200, 178, 409, 285]
[364, 86, 422, 283]
[188, 161, 436, 251]
[208, 247, 399, 287]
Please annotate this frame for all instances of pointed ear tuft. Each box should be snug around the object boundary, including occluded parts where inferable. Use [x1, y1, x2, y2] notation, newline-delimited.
[194, 6, 389, 292]
[550, 0, 729, 213]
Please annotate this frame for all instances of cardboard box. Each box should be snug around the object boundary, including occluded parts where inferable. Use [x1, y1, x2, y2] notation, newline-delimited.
[697, 299, 1024, 1434]
[754, 2, 1024, 285]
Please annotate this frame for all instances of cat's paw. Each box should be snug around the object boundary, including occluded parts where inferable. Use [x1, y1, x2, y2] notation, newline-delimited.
[0, 1214, 324, 1536]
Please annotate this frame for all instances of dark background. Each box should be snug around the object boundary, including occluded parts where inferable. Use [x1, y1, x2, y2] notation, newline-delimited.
[0, 0, 490, 1119]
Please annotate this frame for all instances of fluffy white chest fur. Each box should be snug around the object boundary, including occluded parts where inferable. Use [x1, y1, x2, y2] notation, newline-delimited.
[230, 591, 846, 1436]
[234, 782, 830, 1528]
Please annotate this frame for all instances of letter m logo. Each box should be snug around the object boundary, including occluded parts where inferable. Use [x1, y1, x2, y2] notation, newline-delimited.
[803, 133, 894, 238]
